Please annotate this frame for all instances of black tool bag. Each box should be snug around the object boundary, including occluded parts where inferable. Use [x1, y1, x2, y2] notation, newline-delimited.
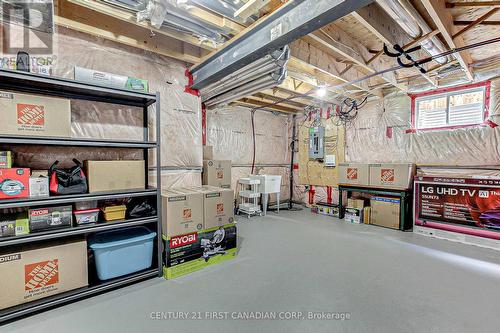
[49, 159, 88, 195]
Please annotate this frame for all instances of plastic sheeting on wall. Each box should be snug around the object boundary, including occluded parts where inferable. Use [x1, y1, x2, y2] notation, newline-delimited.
[347, 77, 500, 166]
[148, 169, 202, 189]
[0, 25, 203, 188]
[206, 106, 292, 165]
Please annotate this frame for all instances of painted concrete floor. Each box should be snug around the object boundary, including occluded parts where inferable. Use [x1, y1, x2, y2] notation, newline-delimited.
[4, 209, 500, 333]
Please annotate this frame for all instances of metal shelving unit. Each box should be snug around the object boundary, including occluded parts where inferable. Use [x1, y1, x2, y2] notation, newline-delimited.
[0, 69, 162, 323]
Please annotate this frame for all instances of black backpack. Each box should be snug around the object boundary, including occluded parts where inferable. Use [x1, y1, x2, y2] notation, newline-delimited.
[49, 159, 88, 195]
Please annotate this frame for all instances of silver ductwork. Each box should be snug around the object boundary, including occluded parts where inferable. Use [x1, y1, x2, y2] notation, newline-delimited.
[201, 46, 290, 109]
[377, 0, 448, 64]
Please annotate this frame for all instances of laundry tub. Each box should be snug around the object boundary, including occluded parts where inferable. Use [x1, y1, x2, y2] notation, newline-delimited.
[89, 227, 156, 280]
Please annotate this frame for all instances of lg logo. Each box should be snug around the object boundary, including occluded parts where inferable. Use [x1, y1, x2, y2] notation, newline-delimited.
[2, 0, 54, 55]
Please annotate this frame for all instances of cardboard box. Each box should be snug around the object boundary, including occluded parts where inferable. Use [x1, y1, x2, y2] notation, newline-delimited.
[0, 240, 88, 310]
[369, 163, 416, 189]
[203, 146, 214, 160]
[85, 160, 145, 193]
[195, 186, 235, 229]
[0, 213, 28, 237]
[363, 207, 371, 224]
[29, 177, 49, 198]
[74, 67, 149, 93]
[0, 151, 12, 169]
[0, 91, 71, 138]
[31, 170, 49, 178]
[311, 202, 339, 218]
[0, 168, 30, 199]
[344, 207, 363, 224]
[29, 206, 72, 232]
[203, 160, 231, 188]
[163, 224, 237, 279]
[162, 188, 204, 238]
[370, 196, 400, 229]
[338, 163, 369, 186]
[347, 198, 366, 209]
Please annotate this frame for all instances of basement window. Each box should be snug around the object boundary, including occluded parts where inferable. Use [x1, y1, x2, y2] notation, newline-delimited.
[411, 81, 490, 131]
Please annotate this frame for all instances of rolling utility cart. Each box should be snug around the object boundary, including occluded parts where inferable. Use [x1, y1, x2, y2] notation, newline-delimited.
[338, 184, 413, 231]
[237, 177, 262, 218]
[0, 69, 162, 323]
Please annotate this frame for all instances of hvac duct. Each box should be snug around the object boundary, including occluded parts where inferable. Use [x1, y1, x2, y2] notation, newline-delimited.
[204, 68, 287, 108]
[376, 0, 448, 64]
[200, 46, 290, 102]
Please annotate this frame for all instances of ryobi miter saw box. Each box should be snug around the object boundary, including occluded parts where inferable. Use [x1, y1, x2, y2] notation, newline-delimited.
[163, 224, 237, 279]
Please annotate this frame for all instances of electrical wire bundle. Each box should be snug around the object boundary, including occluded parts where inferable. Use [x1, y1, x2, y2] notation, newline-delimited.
[333, 96, 368, 126]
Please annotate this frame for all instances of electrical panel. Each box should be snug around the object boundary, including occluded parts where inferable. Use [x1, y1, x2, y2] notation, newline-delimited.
[308, 126, 324, 159]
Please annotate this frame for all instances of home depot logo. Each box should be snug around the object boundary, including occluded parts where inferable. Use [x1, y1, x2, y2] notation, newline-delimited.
[183, 208, 192, 220]
[24, 259, 59, 291]
[170, 232, 197, 249]
[216, 203, 224, 215]
[17, 104, 45, 126]
[216, 170, 224, 179]
[381, 169, 395, 183]
[347, 168, 358, 180]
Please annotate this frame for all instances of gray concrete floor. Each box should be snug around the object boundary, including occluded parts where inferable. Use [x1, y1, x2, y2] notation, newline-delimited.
[4, 209, 500, 333]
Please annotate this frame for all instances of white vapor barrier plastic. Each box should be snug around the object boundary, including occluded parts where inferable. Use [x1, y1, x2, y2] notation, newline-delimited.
[148, 170, 202, 189]
[0, 26, 202, 172]
[347, 77, 500, 165]
[206, 106, 292, 164]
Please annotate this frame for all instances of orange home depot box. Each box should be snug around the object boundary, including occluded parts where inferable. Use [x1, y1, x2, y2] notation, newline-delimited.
[203, 160, 231, 188]
[0, 91, 71, 137]
[369, 163, 416, 189]
[0, 240, 88, 310]
[337, 163, 369, 186]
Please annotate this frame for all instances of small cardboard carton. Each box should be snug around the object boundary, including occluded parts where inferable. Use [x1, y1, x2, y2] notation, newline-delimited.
[162, 188, 204, 238]
[0, 168, 30, 199]
[0, 91, 71, 138]
[84, 160, 145, 193]
[370, 196, 400, 229]
[338, 163, 369, 186]
[29, 177, 49, 198]
[344, 208, 363, 224]
[347, 198, 366, 209]
[0, 239, 88, 310]
[363, 207, 371, 224]
[189, 186, 235, 229]
[203, 160, 231, 189]
[369, 163, 416, 189]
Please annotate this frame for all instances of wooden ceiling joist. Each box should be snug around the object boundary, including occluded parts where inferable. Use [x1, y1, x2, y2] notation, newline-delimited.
[352, 3, 439, 87]
[305, 22, 408, 92]
[67, 0, 215, 52]
[55, 1, 203, 64]
[420, 0, 474, 81]
[446, 1, 500, 8]
[234, 0, 272, 20]
[454, 20, 500, 25]
[234, 97, 300, 114]
[452, 7, 499, 39]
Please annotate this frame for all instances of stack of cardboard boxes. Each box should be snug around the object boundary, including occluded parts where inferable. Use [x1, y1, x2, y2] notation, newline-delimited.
[202, 146, 231, 188]
[337, 163, 415, 229]
[162, 185, 236, 279]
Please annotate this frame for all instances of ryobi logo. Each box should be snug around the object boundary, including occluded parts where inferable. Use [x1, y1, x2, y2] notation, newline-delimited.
[30, 209, 49, 216]
[17, 104, 45, 126]
[381, 169, 395, 183]
[24, 259, 59, 291]
[170, 232, 197, 248]
[347, 168, 358, 180]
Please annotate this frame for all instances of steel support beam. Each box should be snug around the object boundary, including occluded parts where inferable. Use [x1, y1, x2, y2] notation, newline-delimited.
[190, 0, 374, 90]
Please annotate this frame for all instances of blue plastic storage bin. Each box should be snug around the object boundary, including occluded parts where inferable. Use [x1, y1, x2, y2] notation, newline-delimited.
[89, 226, 157, 280]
